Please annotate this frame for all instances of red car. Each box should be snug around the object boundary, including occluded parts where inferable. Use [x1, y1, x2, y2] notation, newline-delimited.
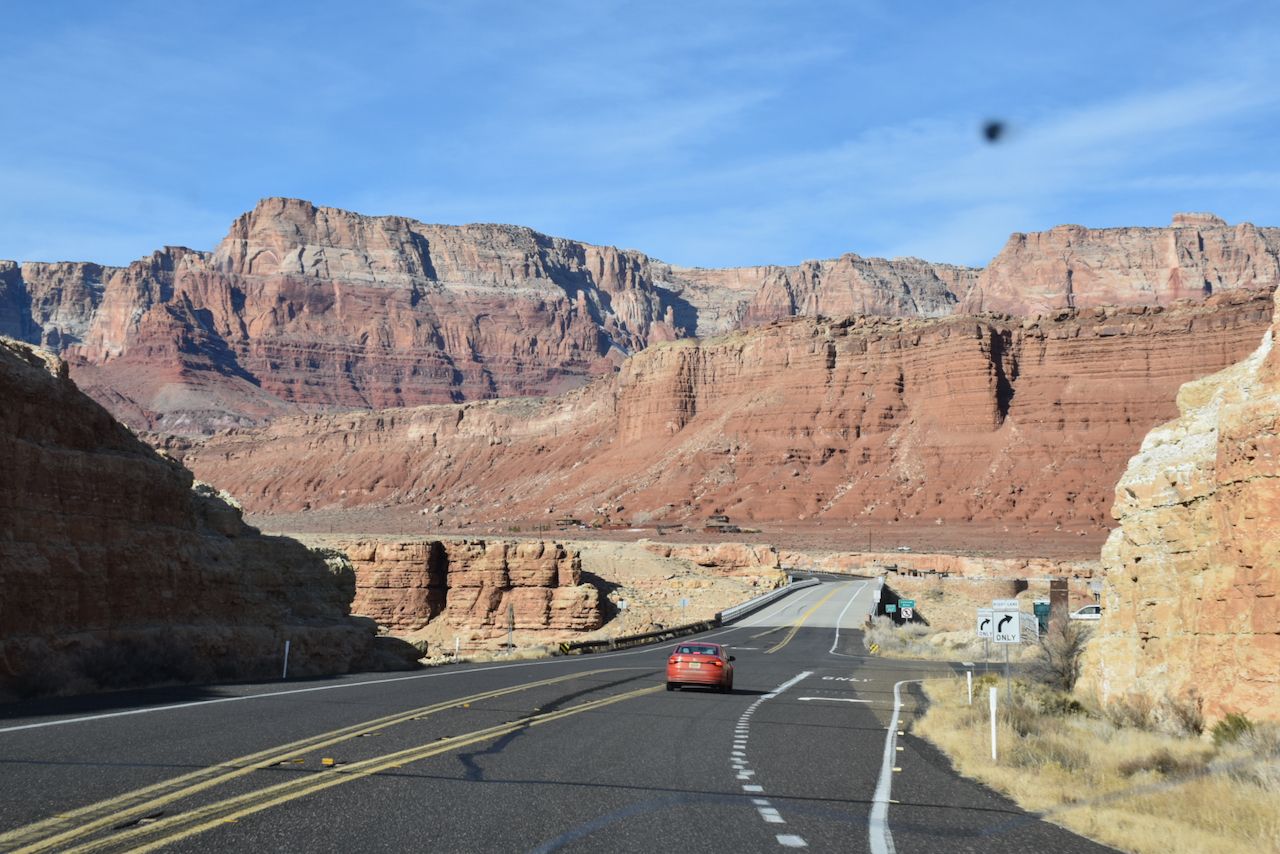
[666, 642, 735, 692]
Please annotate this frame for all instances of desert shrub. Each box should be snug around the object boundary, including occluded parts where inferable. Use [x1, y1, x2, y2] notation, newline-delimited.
[1038, 691, 1087, 717]
[1229, 723, 1280, 791]
[1161, 693, 1205, 736]
[1105, 692, 1157, 731]
[1027, 619, 1091, 692]
[74, 636, 204, 690]
[1118, 748, 1208, 779]
[1212, 712, 1256, 746]
[7, 644, 77, 699]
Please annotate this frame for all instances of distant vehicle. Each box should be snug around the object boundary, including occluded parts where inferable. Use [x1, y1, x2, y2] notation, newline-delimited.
[1069, 604, 1102, 621]
[896, 545, 912, 552]
[666, 642, 734, 692]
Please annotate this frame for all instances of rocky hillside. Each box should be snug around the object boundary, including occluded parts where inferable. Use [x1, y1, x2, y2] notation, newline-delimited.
[0, 337, 414, 699]
[1079, 285, 1280, 723]
[5, 202, 1273, 435]
[0, 198, 975, 434]
[175, 288, 1274, 543]
[322, 538, 603, 637]
[962, 212, 1280, 315]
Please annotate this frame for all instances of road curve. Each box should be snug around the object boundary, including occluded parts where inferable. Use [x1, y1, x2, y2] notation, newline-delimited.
[0, 579, 1111, 853]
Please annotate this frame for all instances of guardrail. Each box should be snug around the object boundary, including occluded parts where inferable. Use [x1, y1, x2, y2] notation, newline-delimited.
[717, 577, 820, 624]
[558, 577, 820, 655]
[559, 619, 720, 655]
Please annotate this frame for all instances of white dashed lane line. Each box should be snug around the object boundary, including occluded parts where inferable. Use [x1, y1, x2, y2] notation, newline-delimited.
[730, 671, 812, 848]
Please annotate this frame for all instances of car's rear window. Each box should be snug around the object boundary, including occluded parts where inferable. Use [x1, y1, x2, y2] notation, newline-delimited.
[677, 646, 719, 655]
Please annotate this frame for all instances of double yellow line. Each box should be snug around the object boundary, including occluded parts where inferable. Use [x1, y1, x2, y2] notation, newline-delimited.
[1, 669, 642, 854]
[764, 587, 841, 654]
[75, 683, 662, 854]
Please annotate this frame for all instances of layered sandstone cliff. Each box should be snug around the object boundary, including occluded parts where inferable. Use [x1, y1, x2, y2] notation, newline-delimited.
[5, 204, 1275, 436]
[962, 213, 1280, 315]
[0, 199, 979, 434]
[0, 337, 408, 699]
[175, 289, 1274, 545]
[1079, 288, 1280, 723]
[321, 537, 603, 637]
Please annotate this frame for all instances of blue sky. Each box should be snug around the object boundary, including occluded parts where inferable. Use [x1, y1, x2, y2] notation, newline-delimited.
[3, 1, 1278, 268]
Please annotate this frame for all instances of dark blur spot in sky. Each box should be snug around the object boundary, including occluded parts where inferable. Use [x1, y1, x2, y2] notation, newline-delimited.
[982, 120, 1006, 143]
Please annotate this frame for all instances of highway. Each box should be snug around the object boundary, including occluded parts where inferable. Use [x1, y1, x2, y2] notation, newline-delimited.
[0, 578, 1110, 853]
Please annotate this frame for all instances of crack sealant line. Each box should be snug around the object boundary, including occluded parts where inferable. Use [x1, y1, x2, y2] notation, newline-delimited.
[869, 679, 921, 854]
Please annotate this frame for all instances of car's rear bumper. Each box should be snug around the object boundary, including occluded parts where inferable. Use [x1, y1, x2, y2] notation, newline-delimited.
[667, 667, 727, 685]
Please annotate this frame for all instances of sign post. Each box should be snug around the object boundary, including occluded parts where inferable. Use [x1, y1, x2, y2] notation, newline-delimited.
[992, 599, 1020, 700]
[899, 599, 915, 621]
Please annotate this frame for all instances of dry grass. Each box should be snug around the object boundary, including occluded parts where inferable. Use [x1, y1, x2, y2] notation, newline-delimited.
[863, 616, 1034, 663]
[421, 645, 556, 667]
[915, 675, 1280, 853]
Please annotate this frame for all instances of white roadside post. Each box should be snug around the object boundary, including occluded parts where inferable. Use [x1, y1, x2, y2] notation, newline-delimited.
[989, 686, 998, 761]
[282, 639, 291, 680]
[967, 670, 973, 706]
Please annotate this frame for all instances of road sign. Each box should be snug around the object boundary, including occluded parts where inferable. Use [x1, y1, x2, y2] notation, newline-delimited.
[992, 600, 1020, 644]
[977, 608, 993, 638]
[885, 603, 898, 613]
[901, 607, 914, 620]
[900, 599, 915, 608]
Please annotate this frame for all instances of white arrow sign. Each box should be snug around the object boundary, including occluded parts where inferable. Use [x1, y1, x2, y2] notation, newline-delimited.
[977, 607, 993, 638]
[993, 602, 1021, 644]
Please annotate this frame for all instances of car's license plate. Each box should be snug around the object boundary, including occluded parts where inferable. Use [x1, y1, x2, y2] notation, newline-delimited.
[689, 662, 701, 669]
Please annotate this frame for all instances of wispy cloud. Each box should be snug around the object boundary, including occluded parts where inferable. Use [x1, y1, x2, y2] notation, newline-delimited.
[2, 2, 1278, 268]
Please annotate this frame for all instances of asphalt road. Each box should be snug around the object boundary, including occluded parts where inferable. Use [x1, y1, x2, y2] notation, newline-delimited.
[0, 579, 1112, 853]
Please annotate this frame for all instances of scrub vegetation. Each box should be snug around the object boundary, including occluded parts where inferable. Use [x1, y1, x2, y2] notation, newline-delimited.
[915, 673, 1280, 853]
[862, 615, 1030, 663]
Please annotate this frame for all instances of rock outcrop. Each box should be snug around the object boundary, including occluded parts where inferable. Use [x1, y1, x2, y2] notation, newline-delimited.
[1080, 287, 1280, 723]
[5, 204, 1275, 436]
[175, 289, 1274, 546]
[962, 214, 1280, 315]
[0, 199, 976, 434]
[323, 537, 603, 636]
[0, 337, 406, 700]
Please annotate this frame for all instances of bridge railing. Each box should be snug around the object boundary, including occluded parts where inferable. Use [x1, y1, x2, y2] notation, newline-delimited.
[557, 577, 821, 655]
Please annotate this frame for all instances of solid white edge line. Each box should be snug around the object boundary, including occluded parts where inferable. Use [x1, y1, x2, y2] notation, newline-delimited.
[829, 580, 869, 656]
[869, 679, 921, 854]
[2, 581, 838, 734]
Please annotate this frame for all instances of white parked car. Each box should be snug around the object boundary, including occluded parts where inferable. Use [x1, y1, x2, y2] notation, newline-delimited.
[1069, 604, 1102, 621]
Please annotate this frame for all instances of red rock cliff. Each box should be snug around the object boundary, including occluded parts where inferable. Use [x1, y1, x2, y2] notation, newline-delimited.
[962, 213, 1280, 315]
[0, 337, 404, 699]
[325, 537, 603, 636]
[175, 289, 1273, 545]
[0, 199, 975, 435]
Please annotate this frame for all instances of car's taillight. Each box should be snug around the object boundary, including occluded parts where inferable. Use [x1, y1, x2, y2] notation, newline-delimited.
[711, 659, 723, 667]
[669, 657, 680, 664]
